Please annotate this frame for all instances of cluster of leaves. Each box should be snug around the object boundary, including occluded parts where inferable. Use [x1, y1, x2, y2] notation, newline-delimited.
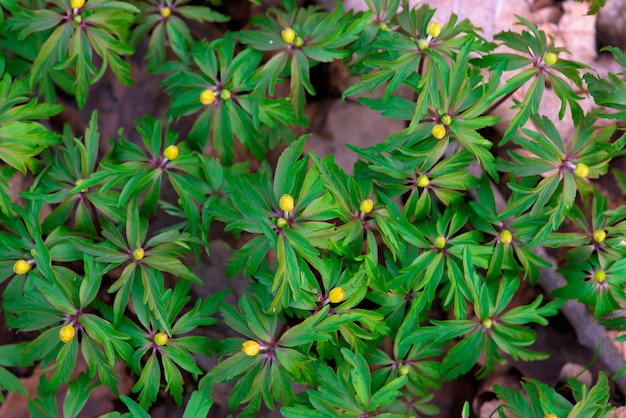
[0, 0, 625, 416]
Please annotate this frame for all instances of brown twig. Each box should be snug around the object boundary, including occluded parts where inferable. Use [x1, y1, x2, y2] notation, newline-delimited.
[532, 245, 626, 396]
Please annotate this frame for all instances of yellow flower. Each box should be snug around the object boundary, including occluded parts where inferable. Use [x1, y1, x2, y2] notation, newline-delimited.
[328, 287, 345, 304]
[574, 163, 589, 178]
[431, 124, 446, 139]
[60, 324, 75, 343]
[13, 259, 30, 275]
[71, 0, 85, 9]
[417, 175, 429, 188]
[482, 318, 493, 329]
[279, 194, 294, 212]
[242, 340, 260, 356]
[200, 89, 215, 105]
[593, 229, 606, 243]
[154, 332, 168, 346]
[359, 198, 373, 214]
[434, 236, 446, 249]
[160, 6, 171, 18]
[281, 27, 295, 44]
[164, 145, 179, 160]
[500, 230, 513, 245]
[426, 21, 441, 37]
[133, 248, 145, 261]
[595, 270, 606, 283]
[544, 52, 558, 66]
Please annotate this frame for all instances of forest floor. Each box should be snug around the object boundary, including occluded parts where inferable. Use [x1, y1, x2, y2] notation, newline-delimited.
[3, 0, 626, 417]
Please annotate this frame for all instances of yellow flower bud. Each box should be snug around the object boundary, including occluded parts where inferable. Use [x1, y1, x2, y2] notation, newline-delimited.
[328, 287, 345, 304]
[426, 21, 441, 37]
[160, 6, 171, 18]
[154, 332, 168, 346]
[279, 194, 294, 212]
[277, 217, 288, 228]
[242, 340, 260, 356]
[200, 89, 215, 105]
[360, 198, 374, 214]
[434, 236, 446, 249]
[294, 36, 304, 48]
[133, 248, 145, 261]
[431, 124, 446, 139]
[593, 229, 606, 243]
[595, 270, 606, 283]
[574, 163, 589, 178]
[281, 27, 295, 44]
[544, 52, 558, 66]
[441, 114, 452, 125]
[500, 230, 513, 245]
[60, 324, 75, 343]
[545, 414, 557, 418]
[71, 0, 85, 9]
[164, 145, 179, 161]
[417, 175, 429, 188]
[418, 39, 430, 50]
[482, 318, 493, 329]
[13, 259, 30, 275]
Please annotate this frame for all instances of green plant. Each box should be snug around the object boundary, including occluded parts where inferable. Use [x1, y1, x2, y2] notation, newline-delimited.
[1, 0, 626, 416]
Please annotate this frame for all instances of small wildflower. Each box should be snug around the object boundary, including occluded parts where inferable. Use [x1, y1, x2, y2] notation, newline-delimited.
[60, 324, 75, 343]
[71, 0, 85, 9]
[164, 145, 179, 161]
[431, 124, 446, 139]
[328, 287, 345, 304]
[279, 194, 294, 212]
[13, 259, 30, 275]
[500, 230, 513, 245]
[426, 21, 441, 37]
[595, 269, 606, 283]
[242, 340, 260, 356]
[160, 6, 171, 18]
[434, 236, 446, 249]
[220, 89, 231, 100]
[417, 175, 429, 188]
[133, 248, 145, 261]
[544, 52, 558, 66]
[154, 332, 168, 346]
[281, 27, 295, 44]
[593, 229, 606, 243]
[418, 39, 430, 50]
[359, 198, 373, 214]
[276, 217, 288, 229]
[482, 318, 493, 329]
[200, 89, 215, 105]
[75, 179, 87, 193]
[574, 163, 589, 178]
